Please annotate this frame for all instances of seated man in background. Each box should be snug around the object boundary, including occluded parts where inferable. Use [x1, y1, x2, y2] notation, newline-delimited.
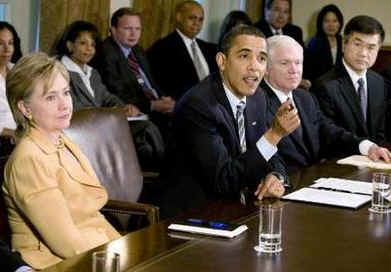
[97, 8, 173, 152]
[262, 35, 391, 174]
[155, 25, 300, 218]
[254, 0, 310, 89]
[1, 239, 34, 272]
[312, 15, 389, 146]
[147, 0, 218, 100]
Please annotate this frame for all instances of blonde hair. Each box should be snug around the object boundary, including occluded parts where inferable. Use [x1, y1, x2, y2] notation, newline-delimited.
[6, 52, 70, 138]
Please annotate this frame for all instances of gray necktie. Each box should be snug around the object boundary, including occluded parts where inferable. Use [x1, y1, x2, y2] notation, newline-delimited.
[236, 101, 246, 154]
[191, 41, 208, 80]
[357, 78, 367, 121]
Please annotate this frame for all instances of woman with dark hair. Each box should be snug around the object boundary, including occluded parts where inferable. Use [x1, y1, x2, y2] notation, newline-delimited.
[54, 20, 139, 115]
[218, 10, 252, 50]
[304, 4, 344, 81]
[0, 21, 22, 145]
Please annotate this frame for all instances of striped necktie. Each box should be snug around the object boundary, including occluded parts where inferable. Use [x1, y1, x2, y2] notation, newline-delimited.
[236, 101, 246, 153]
[127, 51, 157, 100]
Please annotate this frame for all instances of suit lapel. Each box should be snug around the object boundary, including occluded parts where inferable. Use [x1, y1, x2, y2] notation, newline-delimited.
[213, 76, 241, 153]
[338, 66, 368, 134]
[366, 71, 381, 137]
[263, 83, 311, 158]
[70, 73, 98, 107]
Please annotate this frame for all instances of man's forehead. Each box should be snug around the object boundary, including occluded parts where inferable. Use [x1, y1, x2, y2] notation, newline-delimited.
[349, 32, 380, 44]
[231, 35, 267, 51]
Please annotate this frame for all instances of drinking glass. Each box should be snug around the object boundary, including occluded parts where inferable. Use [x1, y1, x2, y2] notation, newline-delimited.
[254, 203, 283, 253]
[92, 251, 120, 272]
[369, 172, 391, 214]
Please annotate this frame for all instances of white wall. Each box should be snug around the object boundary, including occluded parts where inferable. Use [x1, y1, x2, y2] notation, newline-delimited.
[111, 0, 131, 17]
[292, 0, 391, 45]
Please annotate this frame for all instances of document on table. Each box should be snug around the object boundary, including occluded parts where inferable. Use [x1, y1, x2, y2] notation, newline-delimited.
[337, 155, 391, 170]
[282, 177, 372, 209]
[127, 114, 149, 121]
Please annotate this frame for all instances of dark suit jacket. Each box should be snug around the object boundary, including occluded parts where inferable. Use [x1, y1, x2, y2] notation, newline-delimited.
[97, 37, 161, 113]
[68, 68, 124, 112]
[0, 239, 28, 272]
[304, 34, 343, 81]
[312, 64, 388, 145]
[262, 82, 362, 173]
[157, 73, 286, 217]
[254, 19, 304, 47]
[147, 30, 218, 100]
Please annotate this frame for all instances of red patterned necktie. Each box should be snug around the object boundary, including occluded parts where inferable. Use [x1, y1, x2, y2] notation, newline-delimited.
[128, 52, 156, 100]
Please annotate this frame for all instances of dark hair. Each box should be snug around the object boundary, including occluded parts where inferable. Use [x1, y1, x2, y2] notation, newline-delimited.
[218, 11, 252, 50]
[265, 0, 291, 11]
[175, 0, 202, 14]
[0, 21, 22, 63]
[55, 20, 101, 57]
[344, 15, 385, 44]
[220, 24, 265, 55]
[111, 7, 141, 28]
[316, 4, 344, 37]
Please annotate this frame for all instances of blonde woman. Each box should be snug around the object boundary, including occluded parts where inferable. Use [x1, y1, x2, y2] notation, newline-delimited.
[3, 53, 120, 270]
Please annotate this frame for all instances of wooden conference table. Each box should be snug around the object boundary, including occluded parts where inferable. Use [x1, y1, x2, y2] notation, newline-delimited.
[42, 160, 391, 272]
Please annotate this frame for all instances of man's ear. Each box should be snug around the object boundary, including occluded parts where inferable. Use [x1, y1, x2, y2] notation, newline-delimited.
[17, 100, 30, 118]
[216, 52, 226, 72]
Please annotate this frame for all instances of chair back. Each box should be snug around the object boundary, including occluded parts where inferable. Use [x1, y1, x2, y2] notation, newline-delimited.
[65, 108, 143, 202]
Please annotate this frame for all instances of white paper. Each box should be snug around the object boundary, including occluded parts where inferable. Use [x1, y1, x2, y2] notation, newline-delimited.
[337, 155, 391, 170]
[311, 177, 372, 195]
[282, 187, 371, 209]
[127, 114, 149, 121]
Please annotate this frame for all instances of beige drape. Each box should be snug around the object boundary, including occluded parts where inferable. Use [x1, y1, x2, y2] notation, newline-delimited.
[133, 0, 185, 50]
[245, 0, 264, 24]
[40, 0, 110, 54]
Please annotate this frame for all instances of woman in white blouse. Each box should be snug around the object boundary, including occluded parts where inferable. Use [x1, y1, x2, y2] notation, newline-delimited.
[0, 21, 22, 142]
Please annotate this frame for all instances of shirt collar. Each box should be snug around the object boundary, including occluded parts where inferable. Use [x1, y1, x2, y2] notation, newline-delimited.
[61, 55, 92, 77]
[222, 82, 246, 116]
[176, 29, 196, 47]
[343, 58, 367, 88]
[264, 79, 294, 105]
[269, 24, 282, 35]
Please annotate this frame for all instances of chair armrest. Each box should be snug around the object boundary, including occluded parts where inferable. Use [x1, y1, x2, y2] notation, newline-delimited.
[103, 199, 159, 225]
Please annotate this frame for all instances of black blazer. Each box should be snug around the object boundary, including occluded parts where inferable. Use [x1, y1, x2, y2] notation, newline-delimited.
[312, 64, 388, 146]
[0, 239, 27, 272]
[97, 37, 162, 113]
[147, 30, 218, 100]
[254, 19, 304, 47]
[68, 68, 124, 112]
[262, 81, 362, 173]
[304, 34, 343, 81]
[157, 73, 287, 217]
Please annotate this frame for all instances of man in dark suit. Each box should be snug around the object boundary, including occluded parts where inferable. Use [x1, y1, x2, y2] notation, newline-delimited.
[263, 35, 391, 174]
[254, 0, 304, 47]
[97, 8, 175, 129]
[312, 16, 389, 146]
[1, 239, 33, 272]
[156, 25, 301, 217]
[147, 0, 218, 100]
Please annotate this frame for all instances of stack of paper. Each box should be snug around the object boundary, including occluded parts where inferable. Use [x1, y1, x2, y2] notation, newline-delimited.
[337, 155, 391, 170]
[282, 177, 372, 209]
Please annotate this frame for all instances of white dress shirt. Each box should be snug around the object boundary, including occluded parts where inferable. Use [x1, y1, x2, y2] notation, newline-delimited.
[0, 62, 16, 134]
[223, 83, 277, 161]
[176, 29, 210, 77]
[61, 55, 94, 97]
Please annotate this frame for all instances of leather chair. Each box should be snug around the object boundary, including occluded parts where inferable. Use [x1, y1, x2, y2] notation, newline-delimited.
[65, 107, 159, 232]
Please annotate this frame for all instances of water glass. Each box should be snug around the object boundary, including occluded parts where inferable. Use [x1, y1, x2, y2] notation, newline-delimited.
[369, 172, 391, 214]
[254, 203, 283, 253]
[92, 251, 120, 272]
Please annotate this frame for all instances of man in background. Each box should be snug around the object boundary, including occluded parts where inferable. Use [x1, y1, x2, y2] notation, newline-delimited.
[312, 15, 389, 146]
[147, 0, 218, 100]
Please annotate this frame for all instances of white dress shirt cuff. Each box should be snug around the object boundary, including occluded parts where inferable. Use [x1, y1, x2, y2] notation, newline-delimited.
[15, 266, 33, 272]
[256, 135, 278, 161]
[359, 139, 375, 155]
